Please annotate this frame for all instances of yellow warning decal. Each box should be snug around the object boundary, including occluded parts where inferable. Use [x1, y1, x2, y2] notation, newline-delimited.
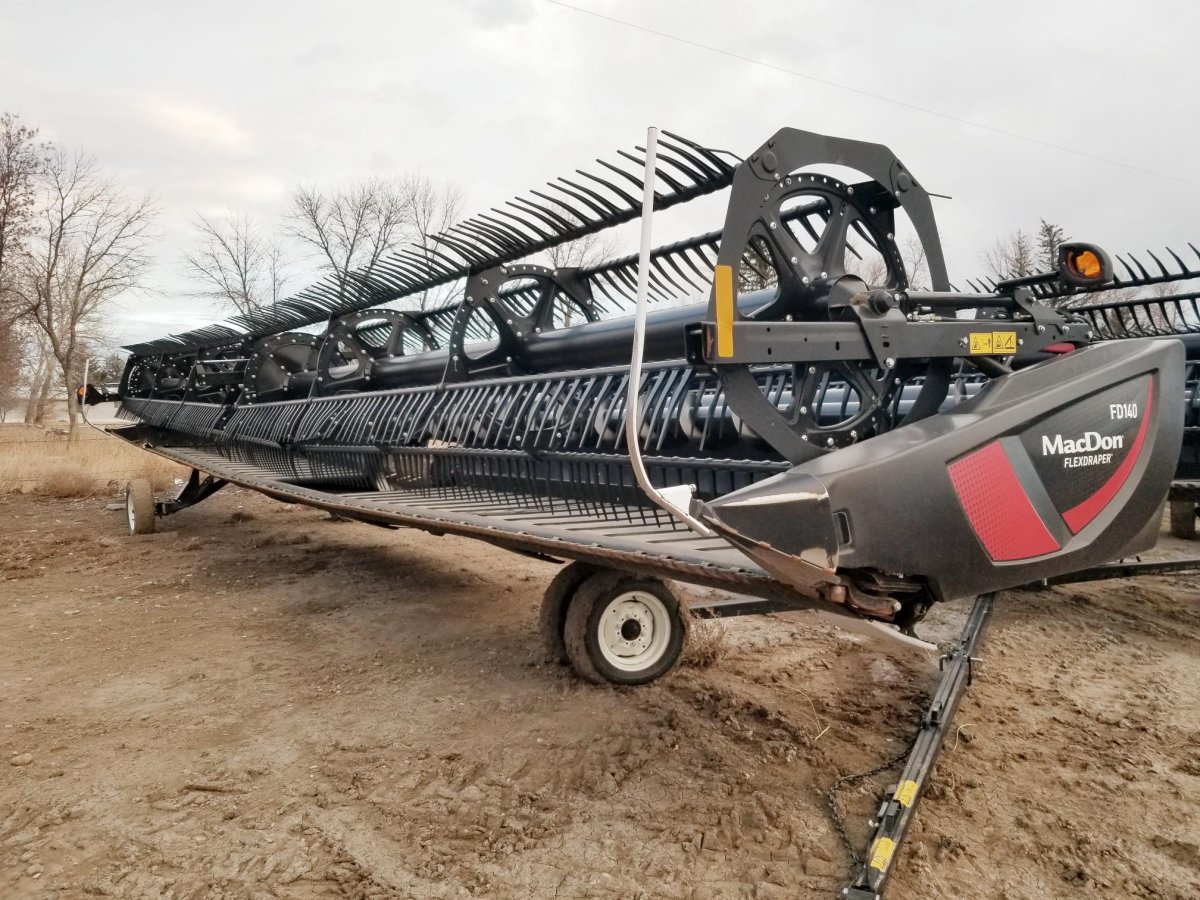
[868, 837, 896, 871]
[894, 780, 918, 808]
[992, 330, 1017, 353]
[714, 264, 735, 358]
[969, 331, 1017, 355]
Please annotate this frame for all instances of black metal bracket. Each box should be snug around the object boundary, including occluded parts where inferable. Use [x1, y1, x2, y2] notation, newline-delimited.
[841, 593, 995, 899]
[313, 308, 437, 395]
[442, 264, 596, 383]
[155, 468, 229, 517]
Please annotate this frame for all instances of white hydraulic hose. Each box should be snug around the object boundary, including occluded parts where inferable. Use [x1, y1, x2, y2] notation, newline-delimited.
[624, 126, 714, 537]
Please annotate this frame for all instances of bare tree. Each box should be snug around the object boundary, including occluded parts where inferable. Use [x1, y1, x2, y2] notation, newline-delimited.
[0, 113, 45, 321]
[543, 212, 617, 272]
[984, 221, 1068, 284]
[182, 210, 286, 316]
[982, 219, 1078, 308]
[22, 331, 52, 424]
[535, 203, 619, 322]
[737, 238, 777, 294]
[89, 350, 125, 385]
[984, 229, 1037, 281]
[0, 319, 23, 421]
[285, 178, 410, 305]
[845, 234, 931, 290]
[9, 148, 155, 438]
[403, 174, 463, 311]
[1, 114, 48, 423]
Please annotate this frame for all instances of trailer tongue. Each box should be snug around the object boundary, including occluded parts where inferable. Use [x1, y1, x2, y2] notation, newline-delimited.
[99, 125, 1189, 897]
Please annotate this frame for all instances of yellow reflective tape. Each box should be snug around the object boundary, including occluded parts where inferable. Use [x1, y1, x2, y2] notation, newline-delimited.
[894, 780, 918, 808]
[868, 837, 896, 872]
[714, 264, 735, 358]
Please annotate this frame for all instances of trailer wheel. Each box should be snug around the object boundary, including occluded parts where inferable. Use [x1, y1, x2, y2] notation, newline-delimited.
[563, 571, 687, 685]
[125, 479, 155, 535]
[539, 562, 599, 665]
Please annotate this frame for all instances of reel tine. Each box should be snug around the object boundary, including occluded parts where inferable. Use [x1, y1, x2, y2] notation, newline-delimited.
[648, 255, 685, 294]
[519, 196, 576, 232]
[623, 147, 685, 194]
[455, 221, 518, 255]
[1130, 252, 1153, 281]
[1147, 249, 1170, 277]
[660, 248, 704, 291]
[428, 232, 487, 267]
[594, 158, 646, 204]
[557, 176, 623, 216]
[506, 198, 565, 234]
[1166, 245, 1189, 274]
[466, 214, 527, 250]
[661, 129, 736, 173]
[654, 145, 707, 186]
[484, 209, 552, 242]
[121, 130, 736, 357]
[530, 188, 595, 226]
[577, 168, 639, 208]
[657, 133, 720, 179]
[547, 179, 612, 220]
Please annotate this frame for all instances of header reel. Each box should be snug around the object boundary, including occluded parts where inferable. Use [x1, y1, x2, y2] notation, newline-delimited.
[113, 123, 1170, 620]
[700, 128, 1111, 464]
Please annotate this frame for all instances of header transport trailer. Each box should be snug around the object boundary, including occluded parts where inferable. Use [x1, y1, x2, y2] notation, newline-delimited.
[91, 127, 1199, 898]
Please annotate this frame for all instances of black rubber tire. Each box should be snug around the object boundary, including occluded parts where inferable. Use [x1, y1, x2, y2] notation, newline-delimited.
[562, 571, 688, 686]
[1169, 499, 1197, 540]
[538, 561, 599, 665]
[125, 479, 155, 535]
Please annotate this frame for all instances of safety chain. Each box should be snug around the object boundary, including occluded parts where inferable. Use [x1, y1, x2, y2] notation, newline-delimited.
[825, 731, 919, 866]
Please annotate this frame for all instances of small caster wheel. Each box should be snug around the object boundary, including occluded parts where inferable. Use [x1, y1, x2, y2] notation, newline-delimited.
[1169, 499, 1197, 540]
[539, 561, 600, 665]
[563, 571, 688, 685]
[125, 478, 155, 535]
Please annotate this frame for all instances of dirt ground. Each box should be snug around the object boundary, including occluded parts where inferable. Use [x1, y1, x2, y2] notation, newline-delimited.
[1, 488, 1198, 899]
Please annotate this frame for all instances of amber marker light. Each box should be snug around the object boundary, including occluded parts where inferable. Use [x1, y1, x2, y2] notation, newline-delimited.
[1067, 248, 1102, 279]
[1059, 242, 1112, 287]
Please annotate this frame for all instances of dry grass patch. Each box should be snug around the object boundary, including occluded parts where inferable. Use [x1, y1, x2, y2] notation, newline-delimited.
[684, 616, 731, 668]
[0, 424, 187, 498]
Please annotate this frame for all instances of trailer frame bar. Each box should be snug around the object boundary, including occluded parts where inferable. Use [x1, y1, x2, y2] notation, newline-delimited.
[842, 592, 995, 899]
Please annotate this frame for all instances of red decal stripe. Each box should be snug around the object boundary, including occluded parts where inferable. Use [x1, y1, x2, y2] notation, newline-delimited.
[1062, 384, 1154, 534]
[949, 441, 1060, 561]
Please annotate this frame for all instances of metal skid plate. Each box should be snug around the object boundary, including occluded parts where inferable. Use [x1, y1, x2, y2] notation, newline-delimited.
[107, 425, 832, 608]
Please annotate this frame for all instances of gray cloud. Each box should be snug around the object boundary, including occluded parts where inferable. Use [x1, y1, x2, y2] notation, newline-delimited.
[2, 0, 1197, 347]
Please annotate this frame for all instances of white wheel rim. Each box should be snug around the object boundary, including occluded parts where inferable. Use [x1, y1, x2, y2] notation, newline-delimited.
[126, 488, 137, 532]
[597, 591, 672, 673]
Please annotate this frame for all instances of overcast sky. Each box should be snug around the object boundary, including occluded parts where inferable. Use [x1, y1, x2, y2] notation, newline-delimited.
[2, 0, 1197, 348]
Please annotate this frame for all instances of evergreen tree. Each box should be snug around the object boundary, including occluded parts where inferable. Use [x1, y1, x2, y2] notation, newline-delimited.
[1037, 219, 1067, 272]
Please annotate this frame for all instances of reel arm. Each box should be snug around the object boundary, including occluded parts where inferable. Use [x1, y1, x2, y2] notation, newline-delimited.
[697, 129, 1111, 465]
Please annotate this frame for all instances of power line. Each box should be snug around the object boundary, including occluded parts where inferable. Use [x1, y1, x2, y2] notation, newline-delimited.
[542, 0, 1198, 189]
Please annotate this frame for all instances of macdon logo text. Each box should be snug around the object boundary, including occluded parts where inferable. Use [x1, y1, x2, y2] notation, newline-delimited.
[1041, 432, 1125, 455]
